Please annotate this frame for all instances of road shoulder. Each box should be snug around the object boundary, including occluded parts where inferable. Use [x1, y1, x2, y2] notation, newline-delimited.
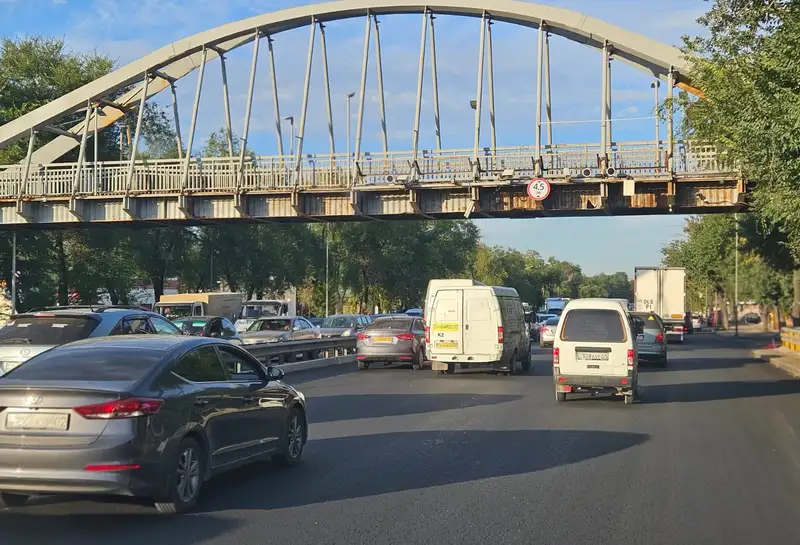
[753, 347, 800, 378]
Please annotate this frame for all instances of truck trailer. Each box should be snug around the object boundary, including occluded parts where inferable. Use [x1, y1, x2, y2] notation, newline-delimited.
[633, 267, 687, 342]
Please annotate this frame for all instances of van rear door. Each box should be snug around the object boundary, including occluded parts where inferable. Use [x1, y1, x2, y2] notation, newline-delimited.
[463, 290, 498, 355]
[430, 290, 463, 355]
[558, 308, 629, 377]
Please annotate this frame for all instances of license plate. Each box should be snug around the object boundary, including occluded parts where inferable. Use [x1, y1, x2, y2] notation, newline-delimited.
[6, 412, 69, 431]
[373, 336, 393, 343]
[576, 352, 609, 361]
[435, 341, 458, 349]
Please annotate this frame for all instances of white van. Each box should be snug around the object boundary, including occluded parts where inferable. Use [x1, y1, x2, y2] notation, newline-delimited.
[428, 285, 530, 375]
[552, 298, 641, 405]
[424, 279, 486, 320]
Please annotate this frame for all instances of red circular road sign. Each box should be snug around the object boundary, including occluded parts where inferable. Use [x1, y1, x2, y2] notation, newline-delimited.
[527, 178, 551, 201]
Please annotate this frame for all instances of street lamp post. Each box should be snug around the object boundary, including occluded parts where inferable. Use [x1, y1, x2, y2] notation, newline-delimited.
[325, 224, 330, 317]
[284, 116, 295, 156]
[734, 213, 739, 337]
[345, 92, 355, 178]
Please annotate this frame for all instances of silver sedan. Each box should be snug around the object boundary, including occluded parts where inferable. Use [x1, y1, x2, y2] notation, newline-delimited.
[538, 316, 560, 348]
[356, 316, 427, 371]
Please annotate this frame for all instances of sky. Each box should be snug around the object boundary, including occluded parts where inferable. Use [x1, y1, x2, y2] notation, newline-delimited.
[0, 0, 709, 275]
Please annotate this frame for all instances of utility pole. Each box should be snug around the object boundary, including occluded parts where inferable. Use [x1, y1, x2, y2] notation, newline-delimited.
[325, 224, 330, 317]
[11, 232, 17, 314]
[734, 213, 739, 337]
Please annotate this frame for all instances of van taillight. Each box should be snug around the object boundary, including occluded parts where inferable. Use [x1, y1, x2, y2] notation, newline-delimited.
[655, 332, 664, 344]
[626, 349, 634, 369]
[553, 347, 559, 366]
[425, 326, 430, 344]
[497, 327, 504, 344]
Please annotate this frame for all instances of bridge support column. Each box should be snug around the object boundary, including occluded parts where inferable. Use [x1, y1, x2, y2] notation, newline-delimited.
[667, 67, 675, 174]
[534, 21, 545, 175]
[472, 11, 487, 179]
[219, 53, 235, 158]
[486, 18, 497, 163]
[236, 29, 260, 211]
[125, 72, 150, 195]
[16, 128, 36, 220]
[295, 19, 316, 187]
[181, 47, 208, 193]
[354, 13, 371, 185]
[267, 36, 284, 158]
[544, 29, 553, 170]
[169, 83, 183, 159]
[319, 23, 336, 155]
[599, 41, 610, 171]
[69, 99, 93, 220]
[429, 11, 442, 151]
[374, 16, 389, 153]
[412, 10, 427, 162]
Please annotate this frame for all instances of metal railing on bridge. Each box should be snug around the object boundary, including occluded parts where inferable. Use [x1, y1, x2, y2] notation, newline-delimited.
[0, 140, 726, 199]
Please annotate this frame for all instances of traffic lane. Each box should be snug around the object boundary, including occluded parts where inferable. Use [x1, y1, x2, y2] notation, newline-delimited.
[2, 335, 800, 544]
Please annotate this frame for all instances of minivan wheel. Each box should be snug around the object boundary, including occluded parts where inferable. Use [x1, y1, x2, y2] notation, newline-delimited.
[506, 351, 519, 376]
[444, 363, 456, 374]
[0, 492, 29, 508]
[624, 392, 635, 405]
[154, 437, 204, 515]
[521, 349, 532, 372]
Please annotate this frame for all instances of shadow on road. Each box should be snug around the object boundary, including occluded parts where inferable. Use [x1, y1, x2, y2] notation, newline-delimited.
[307, 393, 523, 423]
[643, 379, 800, 403]
[198, 429, 649, 512]
[0, 510, 239, 545]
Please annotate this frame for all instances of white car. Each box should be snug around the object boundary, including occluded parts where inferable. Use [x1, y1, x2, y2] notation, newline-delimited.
[553, 298, 640, 405]
[691, 316, 702, 332]
[538, 316, 559, 348]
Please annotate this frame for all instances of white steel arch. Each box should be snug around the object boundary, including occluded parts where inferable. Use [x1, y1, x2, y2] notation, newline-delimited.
[0, 0, 697, 165]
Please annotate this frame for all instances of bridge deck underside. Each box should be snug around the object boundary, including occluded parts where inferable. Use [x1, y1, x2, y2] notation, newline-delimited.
[0, 174, 745, 228]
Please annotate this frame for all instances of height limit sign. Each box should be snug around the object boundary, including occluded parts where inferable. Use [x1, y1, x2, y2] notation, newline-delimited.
[526, 178, 551, 201]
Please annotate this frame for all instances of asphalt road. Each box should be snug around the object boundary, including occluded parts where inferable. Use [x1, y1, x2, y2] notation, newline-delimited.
[3, 332, 800, 545]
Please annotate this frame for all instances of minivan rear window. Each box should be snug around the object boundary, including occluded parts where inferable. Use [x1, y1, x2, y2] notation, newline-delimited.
[0, 316, 99, 346]
[3, 346, 164, 382]
[561, 309, 626, 343]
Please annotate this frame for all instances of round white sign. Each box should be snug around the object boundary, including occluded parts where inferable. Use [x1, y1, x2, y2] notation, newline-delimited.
[527, 178, 551, 201]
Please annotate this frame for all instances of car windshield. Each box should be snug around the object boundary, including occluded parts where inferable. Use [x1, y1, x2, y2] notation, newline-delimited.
[4, 347, 164, 381]
[367, 318, 412, 331]
[157, 305, 192, 320]
[249, 319, 292, 332]
[173, 319, 208, 335]
[561, 309, 626, 343]
[322, 316, 357, 328]
[0, 316, 99, 346]
[241, 303, 281, 319]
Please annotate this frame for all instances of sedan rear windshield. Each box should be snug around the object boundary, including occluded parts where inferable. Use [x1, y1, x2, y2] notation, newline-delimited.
[561, 309, 626, 343]
[544, 317, 560, 326]
[3, 347, 164, 381]
[631, 313, 664, 330]
[367, 318, 412, 331]
[249, 319, 291, 332]
[0, 316, 99, 346]
[321, 316, 357, 328]
[173, 319, 208, 335]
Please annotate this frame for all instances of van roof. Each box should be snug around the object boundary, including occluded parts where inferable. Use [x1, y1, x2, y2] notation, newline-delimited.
[563, 298, 629, 311]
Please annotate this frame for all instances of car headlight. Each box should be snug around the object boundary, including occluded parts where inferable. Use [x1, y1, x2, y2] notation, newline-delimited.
[342, 330, 352, 337]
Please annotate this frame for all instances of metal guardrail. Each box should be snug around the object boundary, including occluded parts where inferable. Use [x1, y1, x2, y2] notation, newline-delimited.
[242, 337, 356, 366]
[780, 327, 800, 351]
[0, 140, 730, 199]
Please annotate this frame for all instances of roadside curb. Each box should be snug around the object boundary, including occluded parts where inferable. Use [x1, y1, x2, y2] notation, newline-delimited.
[279, 355, 356, 374]
[752, 349, 800, 378]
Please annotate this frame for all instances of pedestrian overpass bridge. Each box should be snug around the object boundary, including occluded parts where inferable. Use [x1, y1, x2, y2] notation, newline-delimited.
[0, 0, 746, 228]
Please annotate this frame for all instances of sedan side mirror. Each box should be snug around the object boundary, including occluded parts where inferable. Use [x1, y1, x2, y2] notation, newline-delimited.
[267, 366, 285, 381]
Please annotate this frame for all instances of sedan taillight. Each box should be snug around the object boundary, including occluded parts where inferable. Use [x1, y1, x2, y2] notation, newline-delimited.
[356, 332, 368, 340]
[74, 398, 163, 419]
[395, 333, 414, 340]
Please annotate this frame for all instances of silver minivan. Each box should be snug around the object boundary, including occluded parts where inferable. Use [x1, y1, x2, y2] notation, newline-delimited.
[553, 298, 641, 405]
